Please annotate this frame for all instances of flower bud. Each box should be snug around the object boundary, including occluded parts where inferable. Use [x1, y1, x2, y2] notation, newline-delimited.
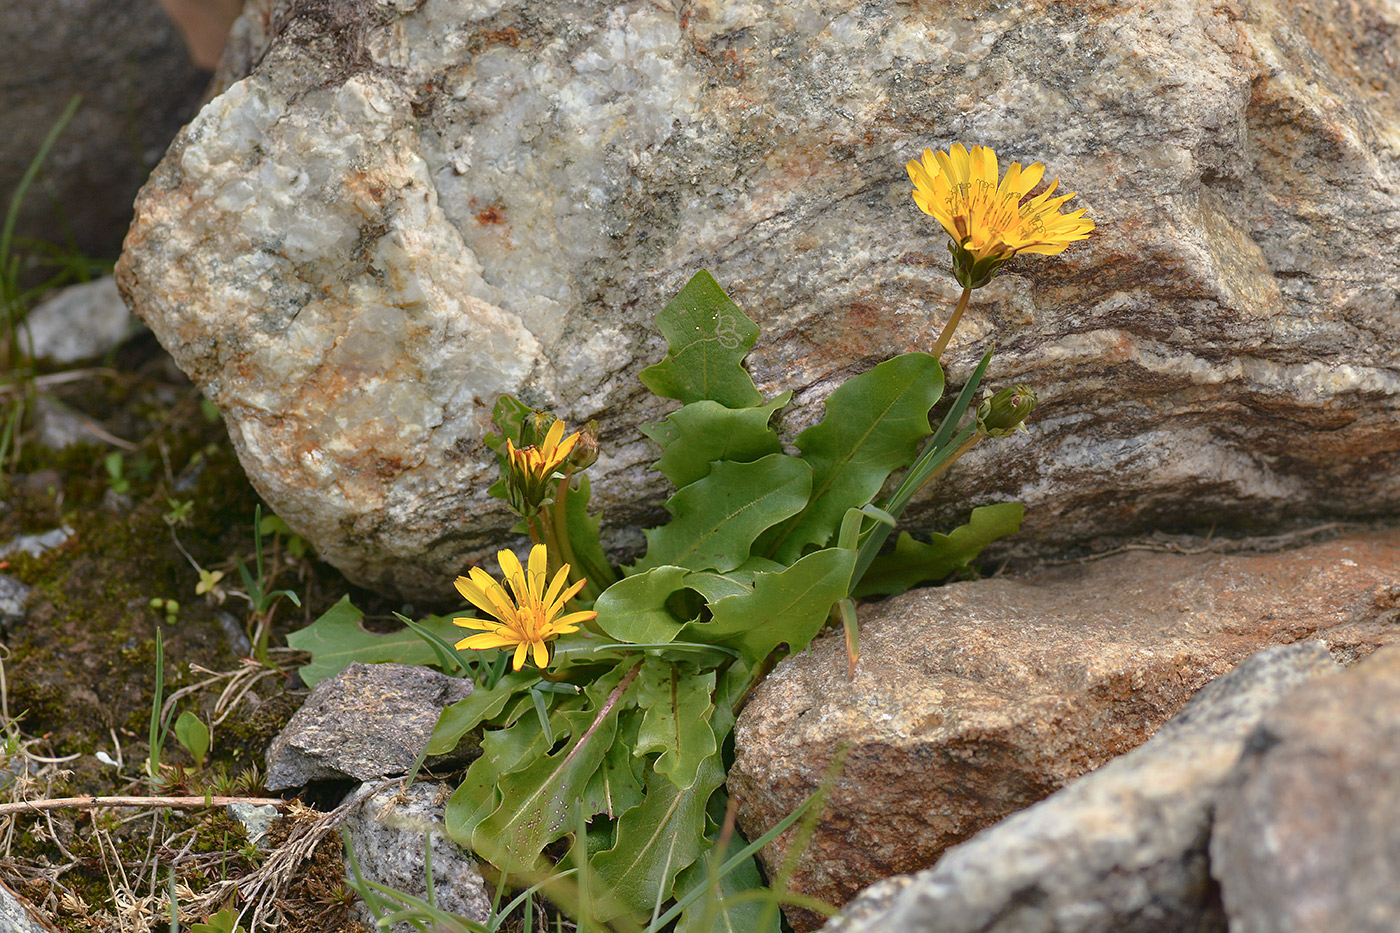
[977, 384, 1037, 437]
[567, 420, 600, 471]
[519, 409, 560, 448]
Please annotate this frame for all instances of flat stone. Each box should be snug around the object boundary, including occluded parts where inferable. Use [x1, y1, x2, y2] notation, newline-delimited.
[343, 781, 492, 933]
[23, 277, 143, 364]
[0, 527, 74, 560]
[0, 575, 32, 627]
[730, 530, 1400, 924]
[821, 642, 1341, 933]
[117, 0, 1400, 598]
[1211, 644, 1400, 933]
[265, 663, 474, 790]
[226, 802, 280, 849]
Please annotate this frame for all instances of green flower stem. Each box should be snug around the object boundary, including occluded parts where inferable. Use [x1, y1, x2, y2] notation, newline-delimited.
[931, 286, 973, 360]
[847, 348, 993, 593]
[850, 422, 979, 588]
[550, 471, 601, 603]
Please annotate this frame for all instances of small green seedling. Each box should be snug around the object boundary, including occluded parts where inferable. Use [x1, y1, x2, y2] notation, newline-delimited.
[189, 909, 245, 933]
[173, 711, 210, 769]
[149, 597, 179, 625]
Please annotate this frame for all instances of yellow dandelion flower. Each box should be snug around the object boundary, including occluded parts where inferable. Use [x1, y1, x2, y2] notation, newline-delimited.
[503, 419, 581, 515]
[907, 143, 1094, 289]
[452, 543, 597, 671]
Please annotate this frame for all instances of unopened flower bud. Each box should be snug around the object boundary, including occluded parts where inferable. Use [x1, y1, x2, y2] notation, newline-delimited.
[977, 384, 1037, 437]
[567, 420, 600, 471]
[519, 409, 559, 449]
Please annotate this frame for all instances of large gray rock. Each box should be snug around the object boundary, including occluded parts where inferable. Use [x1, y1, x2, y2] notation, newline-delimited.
[1211, 645, 1400, 933]
[117, 0, 1400, 597]
[730, 530, 1400, 925]
[1, 0, 206, 262]
[820, 642, 1341, 933]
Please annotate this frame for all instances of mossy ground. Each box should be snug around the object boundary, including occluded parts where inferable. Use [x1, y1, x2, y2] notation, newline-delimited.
[0, 331, 385, 931]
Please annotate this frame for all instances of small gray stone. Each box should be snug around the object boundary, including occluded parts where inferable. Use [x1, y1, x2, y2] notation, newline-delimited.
[30, 396, 93, 451]
[1211, 645, 1400, 933]
[0, 527, 73, 560]
[0, 575, 32, 626]
[266, 663, 473, 790]
[226, 802, 280, 849]
[821, 642, 1341, 933]
[343, 781, 492, 933]
[22, 277, 143, 364]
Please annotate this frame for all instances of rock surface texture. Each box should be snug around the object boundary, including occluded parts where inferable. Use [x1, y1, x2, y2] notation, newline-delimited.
[1, 0, 206, 261]
[117, 0, 1400, 596]
[1211, 644, 1400, 933]
[819, 642, 1340, 933]
[729, 530, 1400, 925]
[343, 781, 493, 933]
[265, 662, 473, 790]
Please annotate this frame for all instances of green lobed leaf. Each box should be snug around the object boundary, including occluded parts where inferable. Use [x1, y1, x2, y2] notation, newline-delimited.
[641, 393, 790, 490]
[639, 270, 763, 408]
[444, 719, 552, 847]
[426, 670, 540, 756]
[585, 711, 646, 820]
[633, 658, 717, 790]
[853, 501, 1024, 597]
[590, 748, 727, 921]
[593, 566, 692, 645]
[631, 454, 813, 574]
[680, 547, 856, 664]
[286, 596, 464, 687]
[761, 353, 944, 564]
[470, 665, 634, 871]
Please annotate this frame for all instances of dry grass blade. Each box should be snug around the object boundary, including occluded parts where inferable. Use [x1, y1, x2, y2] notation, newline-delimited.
[186, 777, 402, 929]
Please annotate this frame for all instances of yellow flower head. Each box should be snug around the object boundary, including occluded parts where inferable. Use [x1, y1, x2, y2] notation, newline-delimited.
[452, 544, 597, 671]
[503, 419, 581, 515]
[907, 143, 1094, 288]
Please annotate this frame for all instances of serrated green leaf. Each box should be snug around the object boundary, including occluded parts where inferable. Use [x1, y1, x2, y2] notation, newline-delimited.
[762, 353, 944, 563]
[444, 720, 551, 847]
[631, 454, 812, 574]
[471, 665, 633, 871]
[634, 658, 717, 789]
[586, 710, 645, 820]
[639, 270, 763, 408]
[285, 596, 464, 687]
[593, 566, 691, 644]
[641, 393, 790, 490]
[486, 394, 533, 451]
[681, 556, 785, 604]
[590, 752, 726, 921]
[427, 670, 539, 756]
[854, 501, 1024, 597]
[681, 548, 855, 663]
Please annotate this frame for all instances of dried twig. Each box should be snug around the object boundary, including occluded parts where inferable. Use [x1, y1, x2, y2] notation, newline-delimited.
[0, 795, 287, 817]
